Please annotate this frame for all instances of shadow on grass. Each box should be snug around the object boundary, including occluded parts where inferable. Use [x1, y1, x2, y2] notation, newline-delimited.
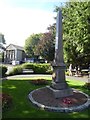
[69, 84, 90, 96]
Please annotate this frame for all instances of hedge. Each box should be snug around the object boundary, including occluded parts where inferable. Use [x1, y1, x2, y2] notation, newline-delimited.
[0, 65, 7, 77]
[22, 63, 34, 69]
[22, 63, 53, 74]
[9, 65, 23, 76]
[8, 63, 53, 75]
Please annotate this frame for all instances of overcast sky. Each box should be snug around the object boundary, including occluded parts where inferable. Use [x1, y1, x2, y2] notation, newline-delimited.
[0, 0, 67, 47]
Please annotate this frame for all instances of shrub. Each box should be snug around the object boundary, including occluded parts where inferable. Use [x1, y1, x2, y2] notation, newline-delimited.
[46, 69, 53, 74]
[0, 65, 7, 77]
[1, 93, 12, 112]
[33, 63, 51, 74]
[45, 65, 53, 74]
[30, 79, 48, 85]
[0, 52, 4, 62]
[33, 64, 46, 74]
[9, 65, 23, 75]
[22, 63, 34, 69]
[22, 63, 52, 74]
[8, 63, 52, 75]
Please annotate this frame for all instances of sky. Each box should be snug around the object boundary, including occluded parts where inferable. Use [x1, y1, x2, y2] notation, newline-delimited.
[0, 0, 67, 47]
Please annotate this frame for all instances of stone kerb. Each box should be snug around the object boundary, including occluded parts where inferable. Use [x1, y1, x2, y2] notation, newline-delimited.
[28, 87, 90, 113]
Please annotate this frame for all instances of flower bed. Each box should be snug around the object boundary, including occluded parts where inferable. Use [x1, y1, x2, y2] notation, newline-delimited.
[30, 79, 48, 85]
[0, 93, 12, 112]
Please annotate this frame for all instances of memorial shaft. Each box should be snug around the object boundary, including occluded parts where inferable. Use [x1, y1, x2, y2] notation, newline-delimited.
[50, 10, 73, 98]
[53, 10, 66, 84]
[55, 10, 63, 63]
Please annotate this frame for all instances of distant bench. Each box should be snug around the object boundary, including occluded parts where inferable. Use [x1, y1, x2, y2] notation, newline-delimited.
[81, 69, 89, 76]
[22, 69, 34, 74]
[67, 69, 89, 76]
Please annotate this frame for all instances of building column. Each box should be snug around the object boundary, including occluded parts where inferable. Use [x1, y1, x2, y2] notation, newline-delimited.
[15, 49, 17, 61]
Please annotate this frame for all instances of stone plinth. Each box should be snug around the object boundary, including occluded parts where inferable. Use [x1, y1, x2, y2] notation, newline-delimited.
[47, 86, 73, 98]
[50, 62, 73, 98]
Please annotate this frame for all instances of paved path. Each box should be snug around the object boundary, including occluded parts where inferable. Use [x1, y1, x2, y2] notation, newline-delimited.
[3, 64, 89, 82]
[66, 75, 89, 82]
[6, 74, 51, 79]
[6, 74, 89, 82]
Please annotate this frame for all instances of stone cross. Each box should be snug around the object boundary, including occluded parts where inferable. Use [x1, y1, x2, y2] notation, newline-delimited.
[49, 10, 73, 98]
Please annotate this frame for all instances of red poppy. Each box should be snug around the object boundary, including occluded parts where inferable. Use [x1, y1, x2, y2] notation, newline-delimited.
[62, 98, 72, 104]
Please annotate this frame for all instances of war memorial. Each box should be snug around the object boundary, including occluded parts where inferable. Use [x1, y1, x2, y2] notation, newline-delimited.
[29, 10, 90, 112]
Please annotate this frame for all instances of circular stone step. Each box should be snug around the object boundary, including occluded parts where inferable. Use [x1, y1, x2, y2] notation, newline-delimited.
[28, 86, 90, 112]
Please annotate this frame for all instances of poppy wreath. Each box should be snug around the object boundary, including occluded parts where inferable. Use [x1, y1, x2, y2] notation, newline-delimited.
[31, 79, 48, 85]
[62, 98, 72, 104]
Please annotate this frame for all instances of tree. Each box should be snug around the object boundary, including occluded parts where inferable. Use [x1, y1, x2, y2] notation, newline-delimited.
[0, 33, 6, 50]
[54, 1, 90, 68]
[0, 33, 6, 44]
[24, 33, 42, 57]
[34, 23, 56, 62]
[35, 32, 55, 62]
[0, 33, 6, 62]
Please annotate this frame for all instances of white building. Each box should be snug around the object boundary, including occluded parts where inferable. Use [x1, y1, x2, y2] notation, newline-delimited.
[4, 44, 26, 65]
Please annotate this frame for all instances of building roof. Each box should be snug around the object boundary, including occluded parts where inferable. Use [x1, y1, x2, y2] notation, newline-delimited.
[6, 44, 24, 51]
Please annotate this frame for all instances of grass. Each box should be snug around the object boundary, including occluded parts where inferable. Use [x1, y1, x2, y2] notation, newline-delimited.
[1, 77, 90, 119]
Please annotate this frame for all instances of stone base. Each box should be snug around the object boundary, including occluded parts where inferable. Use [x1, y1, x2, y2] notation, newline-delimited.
[51, 82, 68, 90]
[47, 86, 73, 98]
[28, 87, 90, 113]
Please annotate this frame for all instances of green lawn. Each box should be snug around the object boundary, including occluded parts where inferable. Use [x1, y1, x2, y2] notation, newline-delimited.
[2, 78, 90, 119]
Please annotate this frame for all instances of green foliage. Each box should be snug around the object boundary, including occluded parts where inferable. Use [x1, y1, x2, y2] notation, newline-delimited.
[0, 33, 6, 52]
[83, 82, 90, 90]
[9, 66, 23, 75]
[63, 2, 90, 67]
[46, 67, 53, 74]
[24, 33, 42, 57]
[0, 53, 2, 62]
[33, 63, 51, 74]
[22, 63, 52, 74]
[54, 2, 90, 68]
[8, 63, 52, 75]
[0, 65, 7, 77]
[24, 25, 56, 62]
[65, 71, 69, 76]
[35, 32, 55, 62]
[0, 52, 4, 62]
[0, 33, 6, 44]
[22, 63, 34, 69]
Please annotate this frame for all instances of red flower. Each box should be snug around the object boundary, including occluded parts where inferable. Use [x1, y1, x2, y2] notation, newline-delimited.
[62, 98, 72, 104]
[31, 79, 48, 85]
